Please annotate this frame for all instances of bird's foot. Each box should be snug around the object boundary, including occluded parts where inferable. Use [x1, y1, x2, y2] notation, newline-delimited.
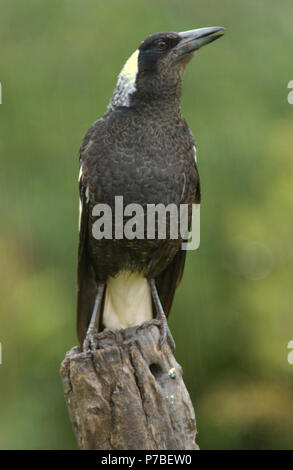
[82, 327, 98, 352]
[149, 278, 176, 351]
[158, 314, 176, 351]
[82, 283, 105, 353]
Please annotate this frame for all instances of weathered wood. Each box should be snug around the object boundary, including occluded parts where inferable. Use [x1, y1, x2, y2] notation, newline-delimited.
[60, 320, 198, 450]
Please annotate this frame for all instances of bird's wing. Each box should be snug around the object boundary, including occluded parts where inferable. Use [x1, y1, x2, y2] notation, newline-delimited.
[76, 156, 98, 345]
[155, 143, 201, 318]
[155, 248, 187, 318]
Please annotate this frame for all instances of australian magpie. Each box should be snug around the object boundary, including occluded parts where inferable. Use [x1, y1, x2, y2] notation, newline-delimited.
[77, 26, 224, 351]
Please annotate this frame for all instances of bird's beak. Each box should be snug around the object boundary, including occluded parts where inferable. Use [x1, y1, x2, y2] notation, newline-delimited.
[174, 26, 225, 58]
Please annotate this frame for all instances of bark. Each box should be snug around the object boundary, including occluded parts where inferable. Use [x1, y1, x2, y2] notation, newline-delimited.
[60, 320, 198, 450]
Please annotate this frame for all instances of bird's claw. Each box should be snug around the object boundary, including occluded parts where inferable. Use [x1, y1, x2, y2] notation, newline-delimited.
[149, 278, 176, 352]
[158, 316, 176, 351]
[82, 328, 98, 352]
[167, 328, 176, 351]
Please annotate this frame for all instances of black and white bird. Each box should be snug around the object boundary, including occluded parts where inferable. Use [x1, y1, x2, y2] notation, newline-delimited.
[77, 26, 224, 351]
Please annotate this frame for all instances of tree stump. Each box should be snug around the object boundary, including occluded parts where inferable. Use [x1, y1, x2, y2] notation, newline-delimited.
[60, 320, 198, 450]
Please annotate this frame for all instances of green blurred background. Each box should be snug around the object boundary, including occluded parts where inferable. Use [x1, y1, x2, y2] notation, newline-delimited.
[1, 0, 293, 450]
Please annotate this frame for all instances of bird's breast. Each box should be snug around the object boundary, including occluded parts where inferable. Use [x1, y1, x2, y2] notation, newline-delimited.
[90, 125, 196, 208]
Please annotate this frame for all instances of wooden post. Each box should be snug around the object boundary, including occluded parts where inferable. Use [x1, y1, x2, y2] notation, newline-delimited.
[60, 320, 198, 450]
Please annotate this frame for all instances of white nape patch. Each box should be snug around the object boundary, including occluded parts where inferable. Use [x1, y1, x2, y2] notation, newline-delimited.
[103, 271, 152, 329]
[121, 49, 139, 83]
[193, 145, 197, 163]
[109, 49, 139, 109]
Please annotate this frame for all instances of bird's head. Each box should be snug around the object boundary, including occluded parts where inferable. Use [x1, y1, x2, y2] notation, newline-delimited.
[109, 27, 224, 109]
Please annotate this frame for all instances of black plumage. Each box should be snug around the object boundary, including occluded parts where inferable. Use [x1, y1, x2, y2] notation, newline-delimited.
[77, 27, 224, 349]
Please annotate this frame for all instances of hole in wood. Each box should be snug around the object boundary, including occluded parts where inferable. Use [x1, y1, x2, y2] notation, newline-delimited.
[149, 363, 163, 379]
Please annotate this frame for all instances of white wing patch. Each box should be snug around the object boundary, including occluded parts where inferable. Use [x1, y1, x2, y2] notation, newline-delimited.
[78, 197, 82, 231]
[85, 186, 89, 203]
[78, 164, 89, 231]
[78, 164, 83, 182]
[109, 49, 139, 109]
[193, 145, 197, 163]
[78, 165, 83, 231]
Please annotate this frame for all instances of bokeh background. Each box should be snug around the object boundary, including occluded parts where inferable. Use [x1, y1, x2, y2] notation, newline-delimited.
[1, 0, 293, 450]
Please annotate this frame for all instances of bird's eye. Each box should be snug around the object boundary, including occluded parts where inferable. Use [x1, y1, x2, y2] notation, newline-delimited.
[157, 40, 167, 50]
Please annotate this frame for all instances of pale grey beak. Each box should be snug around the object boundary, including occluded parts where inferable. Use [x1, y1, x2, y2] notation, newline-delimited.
[174, 26, 225, 57]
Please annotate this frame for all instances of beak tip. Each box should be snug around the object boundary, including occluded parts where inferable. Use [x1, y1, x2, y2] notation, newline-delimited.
[176, 26, 226, 56]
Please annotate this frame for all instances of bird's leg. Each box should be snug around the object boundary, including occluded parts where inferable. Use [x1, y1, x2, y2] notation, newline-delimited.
[82, 283, 105, 352]
[149, 279, 176, 351]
